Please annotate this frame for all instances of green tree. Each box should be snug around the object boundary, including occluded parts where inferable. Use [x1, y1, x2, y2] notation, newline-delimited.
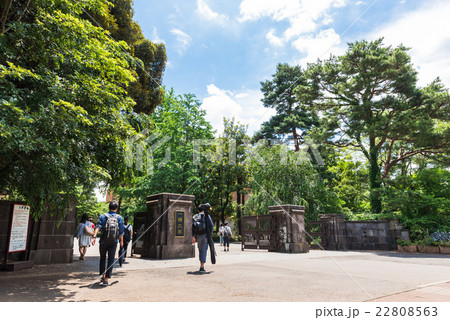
[296, 38, 450, 214]
[383, 168, 450, 241]
[327, 151, 370, 217]
[86, 0, 167, 114]
[117, 88, 214, 216]
[197, 118, 250, 231]
[0, 0, 138, 217]
[260, 63, 318, 151]
[244, 143, 341, 221]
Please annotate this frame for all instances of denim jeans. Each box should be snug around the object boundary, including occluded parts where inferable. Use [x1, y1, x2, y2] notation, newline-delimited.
[196, 234, 208, 263]
[118, 241, 130, 265]
[99, 241, 117, 279]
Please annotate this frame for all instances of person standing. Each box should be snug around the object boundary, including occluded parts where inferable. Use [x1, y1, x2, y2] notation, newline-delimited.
[192, 203, 214, 272]
[118, 216, 132, 266]
[92, 201, 124, 286]
[222, 222, 232, 252]
[76, 213, 92, 260]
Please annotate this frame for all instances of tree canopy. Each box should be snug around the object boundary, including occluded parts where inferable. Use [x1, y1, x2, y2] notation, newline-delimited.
[296, 38, 450, 214]
[260, 63, 318, 151]
[0, 0, 164, 217]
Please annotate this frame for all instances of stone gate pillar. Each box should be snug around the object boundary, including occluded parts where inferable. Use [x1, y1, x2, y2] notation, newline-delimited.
[268, 205, 308, 253]
[319, 214, 347, 250]
[143, 193, 195, 259]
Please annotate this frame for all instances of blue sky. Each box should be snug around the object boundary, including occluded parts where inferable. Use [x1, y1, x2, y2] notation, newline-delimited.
[132, 0, 450, 135]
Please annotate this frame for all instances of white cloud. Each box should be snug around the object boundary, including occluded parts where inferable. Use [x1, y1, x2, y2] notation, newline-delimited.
[239, 0, 348, 65]
[292, 28, 345, 66]
[170, 28, 192, 55]
[368, 0, 450, 87]
[151, 27, 165, 44]
[239, 0, 347, 30]
[196, 0, 228, 24]
[266, 29, 284, 47]
[201, 84, 276, 135]
[239, 0, 301, 22]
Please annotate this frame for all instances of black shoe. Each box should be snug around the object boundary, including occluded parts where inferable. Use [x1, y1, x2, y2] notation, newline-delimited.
[199, 267, 205, 272]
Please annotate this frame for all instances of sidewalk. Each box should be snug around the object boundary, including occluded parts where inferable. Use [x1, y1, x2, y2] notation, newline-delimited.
[1, 243, 449, 302]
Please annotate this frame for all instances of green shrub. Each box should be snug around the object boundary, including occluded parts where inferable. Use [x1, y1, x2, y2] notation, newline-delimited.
[396, 239, 414, 246]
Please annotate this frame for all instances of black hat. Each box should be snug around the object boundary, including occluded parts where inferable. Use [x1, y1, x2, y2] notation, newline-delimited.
[198, 203, 211, 212]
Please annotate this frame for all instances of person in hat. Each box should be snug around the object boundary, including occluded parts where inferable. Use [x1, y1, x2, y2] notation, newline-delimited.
[192, 203, 214, 272]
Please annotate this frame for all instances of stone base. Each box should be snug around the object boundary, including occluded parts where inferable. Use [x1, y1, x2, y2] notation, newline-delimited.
[439, 246, 450, 254]
[144, 244, 195, 259]
[397, 245, 417, 253]
[271, 242, 309, 253]
[418, 245, 440, 254]
[0, 260, 35, 271]
[29, 249, 73, 265]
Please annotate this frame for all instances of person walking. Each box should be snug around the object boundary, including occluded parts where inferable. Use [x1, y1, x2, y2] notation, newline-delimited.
[218, 223, 224, 246]
[118, 216, 132, 266]
[222, 222, 232, 252]
[76, 213, 93, 260]
[192, 203, 214, 272]
[92, 201, 124, 286]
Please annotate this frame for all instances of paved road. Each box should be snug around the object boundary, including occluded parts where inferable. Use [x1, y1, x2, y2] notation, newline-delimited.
[1, 242, 450, 302]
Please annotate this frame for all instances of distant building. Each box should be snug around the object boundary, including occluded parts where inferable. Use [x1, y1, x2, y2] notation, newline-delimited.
[105, 190, 116, 202]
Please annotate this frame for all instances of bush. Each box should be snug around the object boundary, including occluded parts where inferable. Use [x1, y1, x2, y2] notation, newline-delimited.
[416, 237, 439, 247]
[396, 239, 414, 246]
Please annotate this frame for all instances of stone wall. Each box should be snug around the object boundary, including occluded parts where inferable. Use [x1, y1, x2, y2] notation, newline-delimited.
[317, 214, 410, 251]
[345, 221, 396, 250]
[1, 200, 77, 265]
[0, 201, 29, 263]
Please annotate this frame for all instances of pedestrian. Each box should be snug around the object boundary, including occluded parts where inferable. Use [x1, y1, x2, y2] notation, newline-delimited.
[76, 213, 93, 260]
[92, 200, 124, 286]
[88, 218, 95, 247]
[218, 223, 224, 246]
[223, 222, 232, 252]
[118, 216, 132, 266]
[192, 203, 214, 272]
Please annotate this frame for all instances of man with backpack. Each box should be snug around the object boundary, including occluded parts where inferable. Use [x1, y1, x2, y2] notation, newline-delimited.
[192, 203, 214, 272]
[118, 216, 132, 266]
[222, 222, 232, 252]
[92, 200, 124, 286]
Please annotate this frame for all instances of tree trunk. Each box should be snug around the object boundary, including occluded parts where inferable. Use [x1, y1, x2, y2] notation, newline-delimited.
[368, 137, 382, 214]
[236, 190, 242, 235]
[1, 0, 12, 34]
[292, 127, 300, 152]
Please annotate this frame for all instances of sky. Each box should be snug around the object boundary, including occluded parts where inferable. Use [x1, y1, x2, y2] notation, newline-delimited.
[132, 0, 450, 135]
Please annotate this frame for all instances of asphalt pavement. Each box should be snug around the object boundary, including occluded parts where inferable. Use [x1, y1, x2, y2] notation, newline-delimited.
[1, 242, 450, 302]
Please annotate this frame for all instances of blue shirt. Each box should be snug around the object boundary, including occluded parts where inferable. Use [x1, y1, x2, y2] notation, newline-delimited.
[96, 211, 124, 244]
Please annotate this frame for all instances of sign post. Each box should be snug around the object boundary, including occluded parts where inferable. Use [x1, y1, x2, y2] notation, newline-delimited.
[8, 204, 31, 253]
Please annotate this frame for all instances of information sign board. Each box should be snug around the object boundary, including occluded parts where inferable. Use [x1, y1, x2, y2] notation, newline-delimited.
[8, 204, 30, 253]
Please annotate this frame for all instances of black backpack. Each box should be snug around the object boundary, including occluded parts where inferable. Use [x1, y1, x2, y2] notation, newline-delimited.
[123, 225, 131, 243]
[103, 213, 119, 243]
[192, 214, 206, 235]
